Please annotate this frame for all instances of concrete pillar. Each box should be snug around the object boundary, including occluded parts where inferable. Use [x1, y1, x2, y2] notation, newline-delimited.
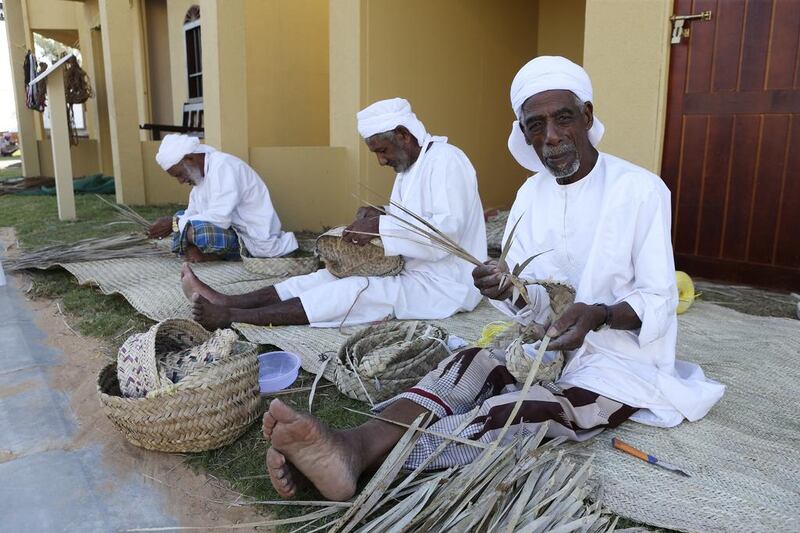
[44, 68, 76, 221]
[329, 0, 365, 211]
[199, 0, 249, 161]
[98, 0, 147, 204]
[4, 0, 42, 177]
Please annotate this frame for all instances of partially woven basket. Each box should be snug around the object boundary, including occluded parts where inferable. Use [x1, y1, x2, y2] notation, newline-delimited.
[334, 321, 449, 403]
[100, 321, 262, 452]
[316, 226, 404, 278]
[501, 279, 576, 383]
[242, 254, 320, 277]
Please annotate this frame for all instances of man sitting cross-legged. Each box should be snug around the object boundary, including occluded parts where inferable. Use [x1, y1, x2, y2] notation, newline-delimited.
[258, 57, 726, 501]
[181, 98, 487, 329]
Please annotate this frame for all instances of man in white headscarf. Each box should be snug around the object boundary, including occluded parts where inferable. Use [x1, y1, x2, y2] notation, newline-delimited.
[181, 98, 486, 329]
[148, 134, 297, 262]
[254, 57, 725, 503]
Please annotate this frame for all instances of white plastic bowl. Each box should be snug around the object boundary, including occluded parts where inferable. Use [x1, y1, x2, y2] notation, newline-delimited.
[257, 351, 301, 394]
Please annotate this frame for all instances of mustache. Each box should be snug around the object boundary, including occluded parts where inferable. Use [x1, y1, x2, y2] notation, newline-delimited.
[542, 143, 576, 158]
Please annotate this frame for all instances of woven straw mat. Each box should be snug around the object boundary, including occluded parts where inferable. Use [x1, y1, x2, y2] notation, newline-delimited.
[242, 254, 320, 277]
[316, 226, 404, 278]
[334, 321, 449, 403]
[62, 256, 282, 321]
[485, 210, 509, 253]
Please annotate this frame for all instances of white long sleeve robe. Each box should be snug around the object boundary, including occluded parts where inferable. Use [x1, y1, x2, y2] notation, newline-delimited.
[177, 151, 298, 257]
[492, 152, 724, 427]
[275, 135, 486, 326]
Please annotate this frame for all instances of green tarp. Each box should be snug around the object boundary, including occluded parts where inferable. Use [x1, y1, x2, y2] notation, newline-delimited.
[16, 174, 115, 196]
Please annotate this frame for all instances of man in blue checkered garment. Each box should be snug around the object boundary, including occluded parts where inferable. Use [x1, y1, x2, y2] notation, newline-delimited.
[147, 134, 297, 262]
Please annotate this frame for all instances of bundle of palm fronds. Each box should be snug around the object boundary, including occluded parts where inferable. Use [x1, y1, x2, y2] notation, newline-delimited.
[5, 233, 169, 271]
[95, 194, 152, 228]
[356, 192, 547, 309]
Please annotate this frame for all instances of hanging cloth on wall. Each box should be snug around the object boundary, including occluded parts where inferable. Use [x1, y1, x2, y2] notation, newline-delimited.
[23, 51, 47, 112]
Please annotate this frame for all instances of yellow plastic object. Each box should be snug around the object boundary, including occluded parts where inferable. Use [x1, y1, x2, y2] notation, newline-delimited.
[476, 321, 514, 348]
[676, 271, 696, 314]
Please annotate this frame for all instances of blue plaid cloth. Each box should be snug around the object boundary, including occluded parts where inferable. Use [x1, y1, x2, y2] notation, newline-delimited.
[171, 210, 243, 259]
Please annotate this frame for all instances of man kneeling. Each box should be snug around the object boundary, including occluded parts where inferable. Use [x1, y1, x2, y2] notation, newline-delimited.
[181, 98, 486, 329]
[147, 134, 298, 262]
[259, 57, 725, 502]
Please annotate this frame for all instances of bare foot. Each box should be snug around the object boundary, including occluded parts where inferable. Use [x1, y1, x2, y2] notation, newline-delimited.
[191, 293, 233, 329]
[263, 410, 277, 442]
[266, 448, 311, 498]
[268, 399, 362, 501]
[181, 264, 229, 305]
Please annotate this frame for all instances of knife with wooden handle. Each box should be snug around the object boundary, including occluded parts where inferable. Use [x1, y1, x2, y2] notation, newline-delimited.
[612, 438, 691, 477]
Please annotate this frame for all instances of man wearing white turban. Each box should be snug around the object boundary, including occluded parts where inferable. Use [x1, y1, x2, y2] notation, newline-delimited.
[148, 134, 297, 262]
[181, 98, 486, 330]
[252, 57, 725, 503]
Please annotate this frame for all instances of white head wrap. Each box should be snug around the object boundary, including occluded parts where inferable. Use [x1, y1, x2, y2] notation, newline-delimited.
[357, 98, 428, 147]
[508, 56, 604, 173]
[155, 134, 216, 171]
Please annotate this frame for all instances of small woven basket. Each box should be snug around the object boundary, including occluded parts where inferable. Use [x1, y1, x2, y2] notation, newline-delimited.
[316, 226, 404, 278]
[334, 321, 449, 403]
[100, 321, 262, 452]
[242, 254, 320, 277]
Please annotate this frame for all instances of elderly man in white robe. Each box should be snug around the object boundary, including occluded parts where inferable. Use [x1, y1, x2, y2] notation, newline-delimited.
[148, 134, 298, 262]
[257, 57, 726, 502]
[181, 98, 486, 329]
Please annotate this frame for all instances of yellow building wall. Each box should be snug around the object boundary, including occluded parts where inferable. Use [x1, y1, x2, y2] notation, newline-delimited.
[537, 0, 585, 64]
[141, 141, 191, 205]
[361, 0, 542, 211]
[145, 0, 174, 125]
[583, 0, 672, 173]
[244, 0, 330, 147]
[26, 0, 78, 30]
[249, 147, 350, 231]
[37, 139, 101, 178]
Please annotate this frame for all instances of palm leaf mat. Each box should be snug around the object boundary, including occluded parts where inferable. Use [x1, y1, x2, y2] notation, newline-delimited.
[58, 256, 798, 531]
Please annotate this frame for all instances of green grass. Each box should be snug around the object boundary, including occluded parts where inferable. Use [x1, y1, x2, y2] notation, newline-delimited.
[0, 160, 22, 180]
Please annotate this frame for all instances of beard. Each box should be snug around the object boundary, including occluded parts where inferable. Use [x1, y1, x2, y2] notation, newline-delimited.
[184, 162, 204, 185]
[390, 153, 412, 173]
[542, 142, 580, 178]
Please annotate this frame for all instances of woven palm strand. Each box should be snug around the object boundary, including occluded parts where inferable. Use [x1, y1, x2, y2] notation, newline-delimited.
[241, 254, 319, 277]
[334, 321, 449, 403]
[98, 340, 261, 453]
[316, 226, 404, 278]
[503, 279, 576, 383]
[160, 328, 239, 383]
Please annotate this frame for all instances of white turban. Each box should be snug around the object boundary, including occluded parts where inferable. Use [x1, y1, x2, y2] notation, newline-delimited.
[357, 98, 427, 147]
[155, 134, 215, 171]
[507, 56, 605, 173]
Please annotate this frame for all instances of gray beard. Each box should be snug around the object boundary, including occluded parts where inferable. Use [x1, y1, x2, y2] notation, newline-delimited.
[186, 164, 204, 185]
[542, 143, 580, 178]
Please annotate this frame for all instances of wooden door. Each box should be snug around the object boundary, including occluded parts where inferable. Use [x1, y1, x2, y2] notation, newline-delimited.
[661, 0, 800, 291]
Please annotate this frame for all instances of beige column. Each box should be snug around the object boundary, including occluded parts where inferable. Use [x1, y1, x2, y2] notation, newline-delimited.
[199, 0, 248, 161]
[4, 0, 41, 176]
[44, 67, 77, 221]
[98, 0, 146, 204]
[329, 0, 366, 211]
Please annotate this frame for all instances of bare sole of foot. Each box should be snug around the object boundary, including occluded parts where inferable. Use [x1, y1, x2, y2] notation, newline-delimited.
[268, 399, 361, 501]
[181, 264, 228, 305]
[266, 447, 311, 499]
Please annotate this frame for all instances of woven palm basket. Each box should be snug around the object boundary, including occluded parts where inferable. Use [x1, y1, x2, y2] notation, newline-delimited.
[500, 279, 577, 383]
[99, 322, 261, 452]
[334, 321, 449, 403]
[315, 226, 404, 278]
[242, 254, 320, 277]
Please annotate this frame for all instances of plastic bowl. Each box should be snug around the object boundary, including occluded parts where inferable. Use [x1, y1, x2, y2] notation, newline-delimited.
[257, 351, 301, 394]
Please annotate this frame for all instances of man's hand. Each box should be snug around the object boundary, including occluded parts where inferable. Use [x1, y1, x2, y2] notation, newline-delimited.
[147, 216, 173, 239]
[545, 303, 606, 351]
[355, 206, 384, 220]
[342, 216, 380, 246]
[472, 260, 513, 301]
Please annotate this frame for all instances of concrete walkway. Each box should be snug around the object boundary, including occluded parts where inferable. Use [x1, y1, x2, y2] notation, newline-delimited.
[0, 282, 177, 533]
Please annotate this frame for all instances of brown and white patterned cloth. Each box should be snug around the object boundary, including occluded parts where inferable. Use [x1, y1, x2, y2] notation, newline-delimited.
[374, 346, 637, 470]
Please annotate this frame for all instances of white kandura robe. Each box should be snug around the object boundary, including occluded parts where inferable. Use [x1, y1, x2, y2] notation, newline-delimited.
[275, 135, 486, 327]
[492, 152, 725, 427]
[177, 151, 298, 257]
